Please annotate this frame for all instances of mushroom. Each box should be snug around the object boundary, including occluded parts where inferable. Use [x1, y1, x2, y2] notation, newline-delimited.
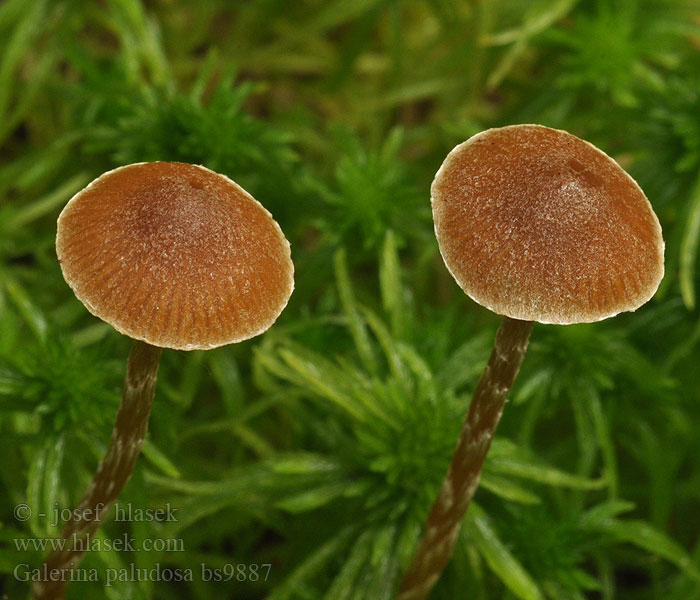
[37, 162, 294, 599]
[398, 125, 664, 599]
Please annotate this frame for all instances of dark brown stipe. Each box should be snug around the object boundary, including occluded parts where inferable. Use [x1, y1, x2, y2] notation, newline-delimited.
[397, 317, 533, 600]
[33, 341, 162, 600]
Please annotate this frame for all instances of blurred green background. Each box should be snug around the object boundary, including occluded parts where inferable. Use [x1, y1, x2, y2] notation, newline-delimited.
[1, 0, 700, 598]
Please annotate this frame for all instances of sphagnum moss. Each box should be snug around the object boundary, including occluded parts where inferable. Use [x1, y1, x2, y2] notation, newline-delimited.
[1, 2, 699, 599]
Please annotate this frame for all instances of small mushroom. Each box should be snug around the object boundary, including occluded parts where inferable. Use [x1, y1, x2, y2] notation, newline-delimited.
[399, 125, 664, 599]
[37, 162, 293, 599]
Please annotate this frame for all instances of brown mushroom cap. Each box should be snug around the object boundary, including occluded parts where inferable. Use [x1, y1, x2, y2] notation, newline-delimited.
[432, 124, 664, 324]
[57, 162, 294, 350]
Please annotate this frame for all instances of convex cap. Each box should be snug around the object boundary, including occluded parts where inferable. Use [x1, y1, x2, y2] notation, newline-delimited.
[57, 162, 294, 349]
[431, 124, 664, 324]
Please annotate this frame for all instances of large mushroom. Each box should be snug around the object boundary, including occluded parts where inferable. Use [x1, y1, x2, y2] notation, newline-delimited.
[37, 162, 294, 599]
[399, 125, 664, 599]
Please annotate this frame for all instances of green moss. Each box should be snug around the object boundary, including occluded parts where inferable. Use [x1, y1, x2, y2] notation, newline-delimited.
[1, 1, 699, 598]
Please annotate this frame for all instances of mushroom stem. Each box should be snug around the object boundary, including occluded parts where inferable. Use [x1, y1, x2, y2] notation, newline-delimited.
[34, 340, 163, 600]
[398, 316, 533, 600]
